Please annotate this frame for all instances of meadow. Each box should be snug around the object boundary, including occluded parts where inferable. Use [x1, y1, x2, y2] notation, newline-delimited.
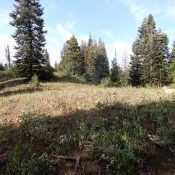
[0, 76, 175, 174]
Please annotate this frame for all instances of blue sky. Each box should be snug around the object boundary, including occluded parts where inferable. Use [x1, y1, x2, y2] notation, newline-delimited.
[0, 0, 175, 66]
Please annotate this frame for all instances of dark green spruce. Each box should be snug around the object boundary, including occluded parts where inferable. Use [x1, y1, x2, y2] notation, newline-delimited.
[10, 0, 47, 80]
[60, 35, 84, 75]
[129, 39, 143, 86]
[111, 50, 120, 83]
[130, 14, 169, 86]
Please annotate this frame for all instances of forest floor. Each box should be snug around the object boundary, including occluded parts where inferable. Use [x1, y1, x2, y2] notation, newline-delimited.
[0, 76, 175, 174]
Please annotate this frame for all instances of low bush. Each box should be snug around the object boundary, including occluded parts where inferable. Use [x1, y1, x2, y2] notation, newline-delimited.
[31, 74, 40, 87]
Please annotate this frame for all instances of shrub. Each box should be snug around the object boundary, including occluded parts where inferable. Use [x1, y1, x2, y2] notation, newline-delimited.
[19, 114, 53, 144]
[0, 66, 19, 81]
[6, 144, 58, 175]
[39, 65, 55, 81]
[100, 77, 113, 87]
[31, 74, 40, 87]
[105, 146, 138, 174]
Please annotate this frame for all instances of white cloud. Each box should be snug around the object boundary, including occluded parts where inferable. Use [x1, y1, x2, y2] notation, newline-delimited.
[122, 0, 160, 22]
[45, 20, 77, 65]
[56, 19, 77, 41]
[101, 30, 114, 40]
[56, 23, 72, 41]
[122, 0, 175, 25]
[46, 36, 61, 47]
[65, 20, 77, 31]
[46, 46, 61, 66]
[106, 39, 132, 66]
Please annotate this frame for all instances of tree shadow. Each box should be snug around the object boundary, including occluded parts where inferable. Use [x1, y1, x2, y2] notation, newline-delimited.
[0, 99, 175, 174]
[50, 74, 87, 84]
[0, 78, 26, 90]
[0, 87, 42, 97]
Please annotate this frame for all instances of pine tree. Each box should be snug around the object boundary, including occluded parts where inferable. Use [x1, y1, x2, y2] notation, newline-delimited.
[5, 45, 11, 69]
[169, 41, 175, 83]
[0, 63, 4, 71]
[95, 39, 109, 81]
[130, 14, 169, 86]
[120, 51, 130, 86]
[129, 39, 143, 86]
[43, 49, 50, 66]
[80, 41, 87, 74]
[86, 44, 97, 82]
[88, 33, 93, 47]
[60, 35, 84, 75]
[141, 14, 156, 85]
[60, 43, 68, 71]
[111, 50, 120, 82]
[151, 31, 169, 85]
[85, 37, 110, 83]
[54, 61, 58, 70]
[10, 0, 47, 80]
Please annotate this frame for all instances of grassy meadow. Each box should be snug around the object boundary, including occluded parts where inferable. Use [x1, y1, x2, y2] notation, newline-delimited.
[0, 75, 175, 174]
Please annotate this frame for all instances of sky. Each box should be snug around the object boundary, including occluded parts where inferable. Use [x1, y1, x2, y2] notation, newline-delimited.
[0, 0, 175, 66]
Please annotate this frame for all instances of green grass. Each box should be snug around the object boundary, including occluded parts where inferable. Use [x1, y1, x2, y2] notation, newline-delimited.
[0, 76, 175, 174]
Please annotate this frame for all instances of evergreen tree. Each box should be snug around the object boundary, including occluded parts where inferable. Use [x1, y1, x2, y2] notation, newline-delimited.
[60, 35, 84, 75]
[95, 39, 109, 81]
[169, 41, 175, 83]
[129, 39, 143, 86]
[85, 37, 109, 83]
[43, 49, 50, 66]
[130, 13, 169, 86]
[5, 45, 11, 69]
[0, 62, 4, 71]
[54, 61, 58, 70]
[120, 51, 130, 86]
[85, 43, 97, 82]
[80, 41, 87, 74]
[140, 14, 156, 85]
[88, 33, 93, 47]
[41, 49, 54, 80]
[10, 0, 47, 80]
[111, 50, 120, 82]
[60, 43, 68, 71]
[151, 31, 169, 85]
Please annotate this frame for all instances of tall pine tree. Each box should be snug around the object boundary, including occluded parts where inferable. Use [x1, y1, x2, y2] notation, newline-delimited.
[85, 36, 109, 83]
[10, 0, 47, 80]
[95, 39, 109, 81]
[169, 41, 175, 83]
[43, 49, 50, 66]
[151, 31, 169, 85]
[141, 14, 156, 85]
[60, 35, 84, 75]
[111, 50, 120, 82]
[130, 14, 169, 86]
[129, 39, 143, 86]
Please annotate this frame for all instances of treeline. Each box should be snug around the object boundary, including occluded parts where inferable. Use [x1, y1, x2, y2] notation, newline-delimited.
[59, 14, 175, 86]
[59, 35, 110, 84]
[1, 0, 175, 86]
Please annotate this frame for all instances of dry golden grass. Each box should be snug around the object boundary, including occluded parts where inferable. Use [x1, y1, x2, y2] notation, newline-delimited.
[0, 80, 169, 123]
[1, 78, 175, 175]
